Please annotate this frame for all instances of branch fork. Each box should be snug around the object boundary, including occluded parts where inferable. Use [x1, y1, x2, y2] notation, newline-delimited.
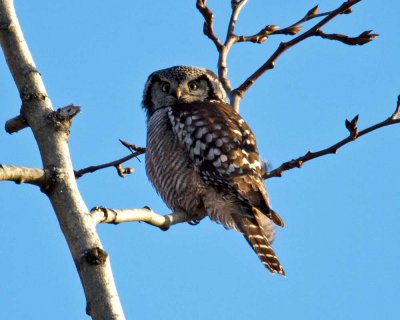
[4, 104, 80, 134]
[196, 0, 377, 111]
[74, 140, 145, 179]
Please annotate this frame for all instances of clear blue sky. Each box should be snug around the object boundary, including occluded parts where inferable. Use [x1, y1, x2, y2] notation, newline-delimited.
[1, 1, 399, 319]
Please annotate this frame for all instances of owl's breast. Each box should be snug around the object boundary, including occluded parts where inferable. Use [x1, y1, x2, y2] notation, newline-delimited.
[145, 108, 206, 217]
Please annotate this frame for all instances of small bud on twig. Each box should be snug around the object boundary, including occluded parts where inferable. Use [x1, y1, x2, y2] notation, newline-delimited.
[392, 95, 400, 119]
[266, 25, 280, 32]
[315, 29, 378, 46]
[281, 25, 303, 35]
[341, 8, 353, 14]
[306, 5, 319, 18]
[345, 114, 359, 140]
[119, 139, 146, 154]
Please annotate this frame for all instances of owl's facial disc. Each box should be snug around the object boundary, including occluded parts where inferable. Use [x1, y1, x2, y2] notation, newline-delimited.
[142, 66, 228, 118]
[152, 77, 210, 107]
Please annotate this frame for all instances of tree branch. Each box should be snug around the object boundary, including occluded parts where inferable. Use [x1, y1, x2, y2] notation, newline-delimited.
[0, 1, 124, 318]
[197, 0, 375, 111]
[226, 1, 248, 40]
[91, 207, 190, 231]
[196, 0, 223, 50]
[235, 0, 368, 99]
[75, 142, 145, 179]
[4, 114, 28, 133]
[218, 0, 249, 96]
[196, 0, 235, 97]
[0, 164, 45, 186]
[269, 5, 352, 37]
[315, 29, 378, 46]
[75, 152, 140, 179]
[264, 96, 400, 179]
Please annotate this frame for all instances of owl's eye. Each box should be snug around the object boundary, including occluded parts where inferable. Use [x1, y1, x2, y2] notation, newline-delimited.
[160, 82, 170, 93]
[188, 81, 199, 91]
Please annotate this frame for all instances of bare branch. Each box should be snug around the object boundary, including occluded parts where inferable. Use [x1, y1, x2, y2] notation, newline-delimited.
[54, 104, 81, 122]
[236, 3, 327, 42]
[196, 0, 223, 49]
[270, 4, 349, 36]
[75, 142, 145, 179]
[91, 207, 190, 231]
[4, 104, 79, 134]
[264, 96, 400, 179]
[0, 164, 45, 186]
[75, 152, 141, 178]
[239, 5, 353, 40]
[118, 139, 146, 154]
[236, 25, 279, 44]
[5, 114, 28, 133]
[315, 29, 378, 45]
[226, 0, 248, 41]
[235, 0, 367, 98]
[197, 0, 374, 111]
[196, 0, 234, 97]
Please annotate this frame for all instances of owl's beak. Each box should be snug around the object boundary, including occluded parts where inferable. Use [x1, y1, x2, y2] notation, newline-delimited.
[174, 87, 182, 99]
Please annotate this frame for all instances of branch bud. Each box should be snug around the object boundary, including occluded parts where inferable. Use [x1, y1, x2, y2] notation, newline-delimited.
[196, 0, 206, 9]
[351, 114, 359, 127]
[359, 30, 378, 40]
[345, 119, 351, 131]
[285, 25, 302, 35]
[341, 8, 353, 14]
[265, 25, 280, 32]
[306, 5, 319, 18]
[345, 114, 359, 139]
[258, 36, 268, 43]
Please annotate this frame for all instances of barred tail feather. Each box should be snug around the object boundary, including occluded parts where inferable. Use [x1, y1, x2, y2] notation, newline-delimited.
[241, 208, 285, 276]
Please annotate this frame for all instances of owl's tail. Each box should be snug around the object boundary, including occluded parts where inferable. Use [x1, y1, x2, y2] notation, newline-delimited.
[239, 207, 285, 276]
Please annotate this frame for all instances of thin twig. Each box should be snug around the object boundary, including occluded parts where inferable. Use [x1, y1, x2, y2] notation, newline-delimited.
[118, 139, 146, 154]
[196, 0, 223, 49]
[75, 148, 145, 179]
[226, 1, 248, 41]
[315, 29, 378, 46]
[197, 0, 251, 108]
[270, 5, 352, 37]
[236, 25, 279, 43]
[234, 5, 328, 43]
[235, 0, 366, 98]
[196, 0, 373, 111]
[216, 0, 249, 96]
[264, 96, 400, 179]
[235, 6, 353, 41]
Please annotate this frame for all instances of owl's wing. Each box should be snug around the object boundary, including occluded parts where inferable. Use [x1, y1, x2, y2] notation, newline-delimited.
[168, 101, 284, 227]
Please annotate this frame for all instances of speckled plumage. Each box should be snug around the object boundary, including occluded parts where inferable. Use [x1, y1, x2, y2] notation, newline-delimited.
[142, 66, 285, 275]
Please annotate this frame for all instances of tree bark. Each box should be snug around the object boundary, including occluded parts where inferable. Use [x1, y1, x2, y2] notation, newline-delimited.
[0, 1, 125, 318]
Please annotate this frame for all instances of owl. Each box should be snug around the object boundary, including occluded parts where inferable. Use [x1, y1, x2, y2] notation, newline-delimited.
[142, 66, 285, 275]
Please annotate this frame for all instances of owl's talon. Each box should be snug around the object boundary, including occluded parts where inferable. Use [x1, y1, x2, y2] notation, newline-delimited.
[159, 224, 170, 231]
[90, 206, 106, 213]
[188, 220, 201, 226]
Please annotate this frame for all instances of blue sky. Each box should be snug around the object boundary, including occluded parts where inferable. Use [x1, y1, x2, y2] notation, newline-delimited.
[1, 1, 399, 319]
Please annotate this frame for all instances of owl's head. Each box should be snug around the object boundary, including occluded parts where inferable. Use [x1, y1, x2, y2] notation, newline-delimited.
[142, 66, 227, 117]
